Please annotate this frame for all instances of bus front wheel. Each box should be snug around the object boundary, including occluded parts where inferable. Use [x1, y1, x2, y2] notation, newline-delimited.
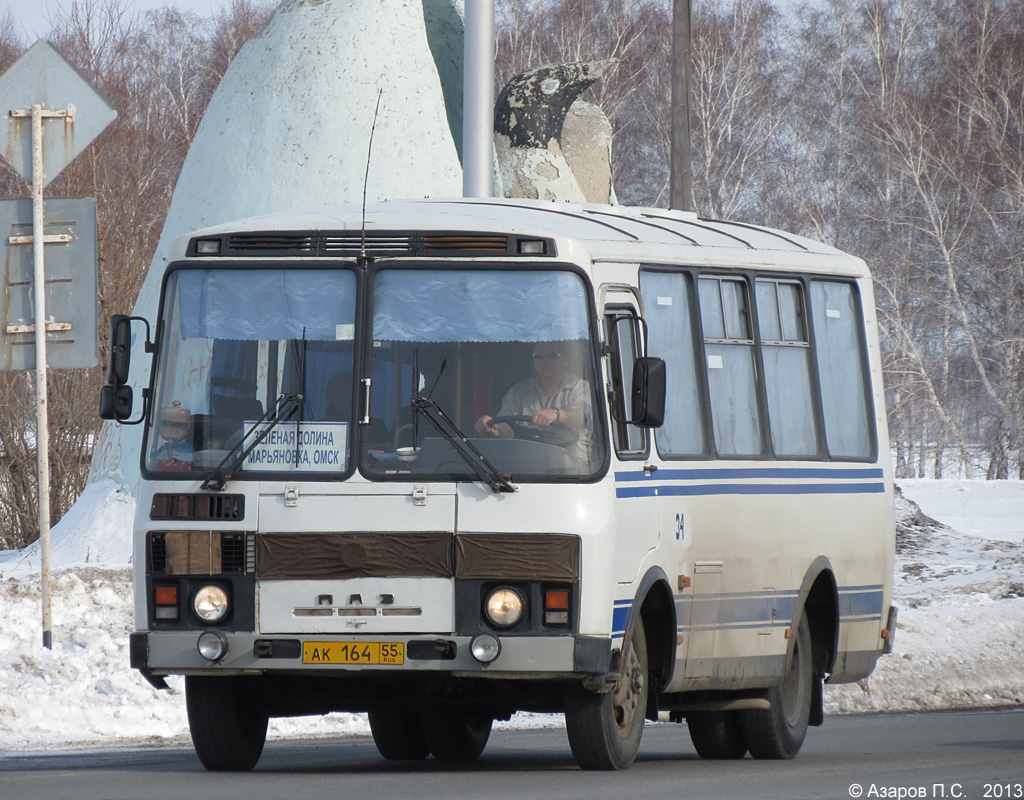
[185, 675, 268, 771]
[564, 617, 648, 770]
[422, 710, 493, 760]
[368, 710, 431, 760]
[740, 614, 813, 759]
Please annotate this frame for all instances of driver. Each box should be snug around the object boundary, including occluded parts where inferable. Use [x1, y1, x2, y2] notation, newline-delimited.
[475, 343, 592, 459]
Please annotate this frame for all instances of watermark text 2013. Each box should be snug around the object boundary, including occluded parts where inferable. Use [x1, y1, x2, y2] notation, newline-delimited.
[848, 784, 1023, 799]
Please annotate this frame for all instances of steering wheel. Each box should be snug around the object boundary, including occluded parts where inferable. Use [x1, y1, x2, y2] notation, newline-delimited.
[486, 415, 580, 448]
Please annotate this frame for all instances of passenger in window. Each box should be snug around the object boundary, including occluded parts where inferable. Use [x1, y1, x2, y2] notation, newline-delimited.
[475, 343, 593, 462]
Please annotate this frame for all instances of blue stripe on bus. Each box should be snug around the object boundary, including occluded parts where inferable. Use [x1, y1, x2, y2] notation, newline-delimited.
[612, 600, 632, 637]
[615, 467, 885, 482]
[614, 466, 885, 498]
[671, 585, 884, 632]
[615, 482, 886, 498]
[838, 586, 886, 619]
[614, 585, 885, 638]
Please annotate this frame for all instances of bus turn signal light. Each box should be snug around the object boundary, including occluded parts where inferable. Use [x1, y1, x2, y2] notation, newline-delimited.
[544, 589, 569, 610]
[544, 589, 570, 625]
[154, 585, 179, 620]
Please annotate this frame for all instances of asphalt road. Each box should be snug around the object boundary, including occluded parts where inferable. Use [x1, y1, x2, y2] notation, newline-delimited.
[1, 709, 1021, 800]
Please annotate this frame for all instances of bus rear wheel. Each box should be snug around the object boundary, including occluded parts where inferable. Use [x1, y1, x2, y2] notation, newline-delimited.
[422, 710, 493, 760]
[368, 710, 431, 760]
[564, 616, 648, 770]
[185, 675, 268, 771]
[740, 615, 813, 759]
[687, 711, 748, 759]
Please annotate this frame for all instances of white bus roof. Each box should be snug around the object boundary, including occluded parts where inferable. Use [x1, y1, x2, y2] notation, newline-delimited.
[180, 198, 868, 277]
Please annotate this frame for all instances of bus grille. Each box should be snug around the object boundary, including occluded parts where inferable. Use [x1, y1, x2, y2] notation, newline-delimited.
[150, 493, 245, 521]
[188, 232, 549, 258]
[227, 234, 317, 252]
[149, 531, 252, 575]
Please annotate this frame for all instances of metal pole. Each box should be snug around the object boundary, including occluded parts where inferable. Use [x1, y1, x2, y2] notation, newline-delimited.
[31, 103, 53, 651]
[462, 0, 495, 198]
[669, 0, 694, 212]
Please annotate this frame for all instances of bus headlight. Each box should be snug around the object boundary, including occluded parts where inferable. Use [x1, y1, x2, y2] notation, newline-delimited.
[470, 634, 501, 664]
[193, 584, 230, 623]
[197, 630, 229, 662]
[484, 587, 524, 628]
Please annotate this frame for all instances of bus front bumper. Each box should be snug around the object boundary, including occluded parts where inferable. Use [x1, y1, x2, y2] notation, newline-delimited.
[130, 630, 612, 684]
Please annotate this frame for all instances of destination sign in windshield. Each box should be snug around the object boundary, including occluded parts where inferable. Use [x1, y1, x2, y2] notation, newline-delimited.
[241, 421, 347, 472]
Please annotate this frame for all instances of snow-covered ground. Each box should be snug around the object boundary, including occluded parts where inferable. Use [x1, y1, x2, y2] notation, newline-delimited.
[1, 478, 1021, 752]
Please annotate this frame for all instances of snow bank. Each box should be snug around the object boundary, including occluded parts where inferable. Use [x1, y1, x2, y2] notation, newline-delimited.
[825, 485, 1024, 714]
[0, 480, 135, 578]
[1, 480, 1022, 751]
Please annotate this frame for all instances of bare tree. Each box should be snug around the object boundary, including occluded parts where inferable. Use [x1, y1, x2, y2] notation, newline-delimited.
[0, 0, 273, 549]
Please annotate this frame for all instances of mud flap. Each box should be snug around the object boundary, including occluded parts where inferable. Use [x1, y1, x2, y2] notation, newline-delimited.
[810, 671, 824, 726]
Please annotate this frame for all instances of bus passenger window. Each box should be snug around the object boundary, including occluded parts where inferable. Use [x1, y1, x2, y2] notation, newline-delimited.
[756, 280, 819, 457]
[640, 271, 704, 456]
[810, 281, 874, 459]
[698, 277, 763, 456]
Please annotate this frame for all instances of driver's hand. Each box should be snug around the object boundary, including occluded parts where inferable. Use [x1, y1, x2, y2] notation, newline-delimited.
[532, 408, 559, 427]
[476, 415, 501, 436]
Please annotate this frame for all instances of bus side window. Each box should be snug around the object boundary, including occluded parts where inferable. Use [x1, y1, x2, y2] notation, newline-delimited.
[809, 281, 874, 459]
[756, 279, 820, 457]
[640, 270, 705, 457]
[698, 277, 764, 456]
[604, 311, 646, 456]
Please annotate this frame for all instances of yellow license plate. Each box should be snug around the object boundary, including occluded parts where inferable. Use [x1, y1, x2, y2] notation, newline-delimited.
[302, 641, 405, 665]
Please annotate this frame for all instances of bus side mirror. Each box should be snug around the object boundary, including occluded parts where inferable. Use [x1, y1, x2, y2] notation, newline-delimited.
[99, 384, 134, 422]
[631, 356, 665, 428]
[107, 314, 133, 386]
[99, 314, 153, 425]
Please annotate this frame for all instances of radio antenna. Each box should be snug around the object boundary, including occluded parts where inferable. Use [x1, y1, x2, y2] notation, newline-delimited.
[359, 89, 384, 267]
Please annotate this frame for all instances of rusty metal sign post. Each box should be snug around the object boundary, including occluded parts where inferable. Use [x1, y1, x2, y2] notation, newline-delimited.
[0, 40, 116, 649]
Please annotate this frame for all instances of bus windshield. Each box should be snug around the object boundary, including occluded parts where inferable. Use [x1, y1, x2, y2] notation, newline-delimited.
[362, 268, 605, 481]
[144, 265, 605, 483]
[144, 267, 359, 477]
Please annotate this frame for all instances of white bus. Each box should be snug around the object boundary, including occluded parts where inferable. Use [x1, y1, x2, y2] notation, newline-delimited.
[101, 198, 896, 771]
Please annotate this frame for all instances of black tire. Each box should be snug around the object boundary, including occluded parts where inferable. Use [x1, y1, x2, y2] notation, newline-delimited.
[687, 711, 748, 759]
[740, 615, 813, 759]
[564, 616, 649, 770]
[185, 675, 268, 772]
[368, 710, 431, 760]
[422, 710, 493, 761]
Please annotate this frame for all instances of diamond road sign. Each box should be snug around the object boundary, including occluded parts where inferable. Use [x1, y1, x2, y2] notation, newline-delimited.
[0, 40, 117, 187]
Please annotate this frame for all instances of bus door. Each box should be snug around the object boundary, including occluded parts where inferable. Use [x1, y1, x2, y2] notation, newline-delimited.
[601, 286, 660, 590]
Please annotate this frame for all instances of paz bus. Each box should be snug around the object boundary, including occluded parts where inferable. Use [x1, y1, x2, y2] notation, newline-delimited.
[101, 198, 896, 771]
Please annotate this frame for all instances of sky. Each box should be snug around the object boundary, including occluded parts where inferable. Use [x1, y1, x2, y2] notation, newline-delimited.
[3, 0, 246, 40]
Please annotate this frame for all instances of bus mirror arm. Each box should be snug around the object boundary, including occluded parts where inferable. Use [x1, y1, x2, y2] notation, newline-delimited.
[99, 314, 154, 425]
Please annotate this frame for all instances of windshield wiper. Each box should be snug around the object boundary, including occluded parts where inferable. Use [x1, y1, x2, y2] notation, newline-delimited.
[201, 393, 301, 491]
[412, 396, 516, 494]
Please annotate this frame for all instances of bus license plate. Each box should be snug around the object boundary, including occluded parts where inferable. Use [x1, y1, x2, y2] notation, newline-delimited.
[302, 641, 405, 665]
